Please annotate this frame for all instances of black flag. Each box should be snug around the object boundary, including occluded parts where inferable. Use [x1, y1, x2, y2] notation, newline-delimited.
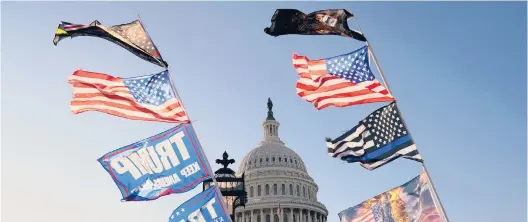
[264, 9, 367, 42]
[53, 20, 168, 68]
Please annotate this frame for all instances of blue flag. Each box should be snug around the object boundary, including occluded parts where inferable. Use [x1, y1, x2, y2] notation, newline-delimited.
[169, 185, 231, 222]
[98, 123, 211, 201]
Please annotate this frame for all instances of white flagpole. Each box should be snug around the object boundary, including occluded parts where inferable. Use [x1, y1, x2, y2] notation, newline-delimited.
[165, 70, 231, 209]
[138, 14, 220, 191]
[166, 70, 233, 221]
[351, 13, 450, 222]
[136, 14, 222, 197]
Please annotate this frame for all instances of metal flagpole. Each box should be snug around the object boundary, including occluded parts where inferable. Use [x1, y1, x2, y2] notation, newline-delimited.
[351, 14, 450, 222]
[138, 15, 231, 221]
[136, 14, 219, 185]
[166, 70, 232, 216]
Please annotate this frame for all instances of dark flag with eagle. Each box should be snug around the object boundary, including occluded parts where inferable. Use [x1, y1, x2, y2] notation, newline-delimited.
[264, 9, 367, 42]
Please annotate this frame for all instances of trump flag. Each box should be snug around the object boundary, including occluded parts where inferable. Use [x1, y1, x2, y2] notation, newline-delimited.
[98, 123, 211, 201]
[168, 185, 231, 222]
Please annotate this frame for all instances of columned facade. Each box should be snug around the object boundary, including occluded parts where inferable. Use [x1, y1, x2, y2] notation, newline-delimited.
[236, 208, 328, 222]
[235, 99, 328, 222]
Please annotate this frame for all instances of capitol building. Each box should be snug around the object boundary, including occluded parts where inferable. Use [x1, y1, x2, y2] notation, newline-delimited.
[233, 99, 328, 222]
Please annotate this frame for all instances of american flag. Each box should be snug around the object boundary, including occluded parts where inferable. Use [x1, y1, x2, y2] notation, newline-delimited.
[371, 201, 384, 222]
[347, 210, 375, 222]
[342, 200, 386, 222]
[67, 70, 189, 123]
[326, 102, 422, 170]
[339, 205, 376, 222]
[61, 22, 89, 31]
[292, 45, 394, 110]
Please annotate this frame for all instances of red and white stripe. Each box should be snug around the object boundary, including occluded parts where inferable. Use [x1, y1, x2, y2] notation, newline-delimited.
[293, 53, 394, 110]
[67, 70, 189, 123]
[63, 24, 89, 31]
[349, 211, 375, 222]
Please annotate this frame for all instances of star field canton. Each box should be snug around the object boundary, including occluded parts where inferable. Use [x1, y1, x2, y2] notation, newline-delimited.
[67, 70, 189, 123]
[108, 20, 161, 59]
[372, 202, 383, 222]
[325, 46, 374, 83]
[326, 102, 422, 170]
[123, 72, 173, 106]
[293, 45, 394, 110]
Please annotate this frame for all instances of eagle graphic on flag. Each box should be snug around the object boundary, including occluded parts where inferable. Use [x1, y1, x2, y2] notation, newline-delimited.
[264, 9, 367, 42]
[338, 173, 444, 222]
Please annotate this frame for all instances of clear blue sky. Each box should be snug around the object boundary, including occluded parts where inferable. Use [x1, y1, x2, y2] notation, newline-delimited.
[1, 1, 526, 222]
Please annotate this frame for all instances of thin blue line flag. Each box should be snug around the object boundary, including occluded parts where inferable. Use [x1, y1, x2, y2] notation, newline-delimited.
[326, 102, 423, 170]
[98, 123, 211, 201]
[169, 185, 231, 222]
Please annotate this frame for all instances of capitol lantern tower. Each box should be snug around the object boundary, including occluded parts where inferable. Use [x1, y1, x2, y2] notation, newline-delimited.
[235, 98, 328, 222]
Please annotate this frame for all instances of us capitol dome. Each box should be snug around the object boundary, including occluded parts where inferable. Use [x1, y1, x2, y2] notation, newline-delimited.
[234, 98, 328, 222]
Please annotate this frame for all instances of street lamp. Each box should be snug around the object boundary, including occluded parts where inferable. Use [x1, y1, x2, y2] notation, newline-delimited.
[203, 151, 247, 221]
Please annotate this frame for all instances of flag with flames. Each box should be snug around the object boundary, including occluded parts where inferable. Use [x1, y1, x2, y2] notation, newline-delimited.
[338, 172, 445, 222]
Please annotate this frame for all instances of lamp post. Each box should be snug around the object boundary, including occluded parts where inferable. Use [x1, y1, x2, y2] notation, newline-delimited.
[203, 151, 247, 222]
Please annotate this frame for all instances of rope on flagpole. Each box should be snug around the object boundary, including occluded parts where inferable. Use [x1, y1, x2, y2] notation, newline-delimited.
[351, 13, 451, 222]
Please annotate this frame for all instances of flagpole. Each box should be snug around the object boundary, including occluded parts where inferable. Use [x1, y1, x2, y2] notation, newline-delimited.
[166, 69, 232, 221]
[138, 15, 221, 193]
[420, 162, 449, 220]
[351, 15, 450, 222]
[136, 16, 229, 218]
[165, 70, 218, 183]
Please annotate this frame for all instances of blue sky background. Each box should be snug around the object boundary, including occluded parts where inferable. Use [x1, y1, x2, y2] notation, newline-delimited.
[1, 1, 526, 222]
